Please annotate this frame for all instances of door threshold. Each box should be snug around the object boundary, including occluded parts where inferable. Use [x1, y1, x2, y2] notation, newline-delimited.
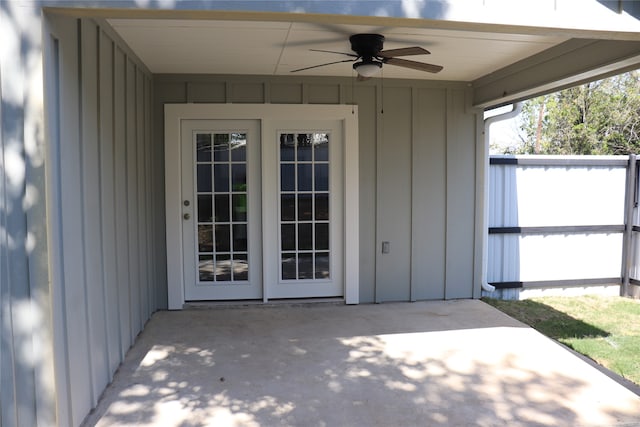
[184, 297, 345, 310]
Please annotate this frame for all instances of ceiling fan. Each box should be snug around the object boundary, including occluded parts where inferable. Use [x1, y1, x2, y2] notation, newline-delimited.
[291, 33, 443, 80]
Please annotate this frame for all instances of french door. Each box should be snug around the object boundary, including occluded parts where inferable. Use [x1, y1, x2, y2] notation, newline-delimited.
[181, 118, 343, 301]
[181, 120, 262, 300]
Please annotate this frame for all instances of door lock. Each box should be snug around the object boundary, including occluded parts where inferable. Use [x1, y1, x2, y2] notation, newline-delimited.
[183, 200, 190, 206]
[183, 213, 191, 220]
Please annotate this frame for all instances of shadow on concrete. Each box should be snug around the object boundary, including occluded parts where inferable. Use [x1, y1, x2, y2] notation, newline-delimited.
[82, 300, 640, 427]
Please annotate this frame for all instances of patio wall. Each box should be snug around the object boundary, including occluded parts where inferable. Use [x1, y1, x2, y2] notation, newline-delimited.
[484, 155, 638, 299]
[154, 75, 479, 303]
[40, 15, 160, 427]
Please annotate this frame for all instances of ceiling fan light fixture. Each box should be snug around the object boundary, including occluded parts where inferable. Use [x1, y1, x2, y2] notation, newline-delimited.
[353, 60, 382, 77]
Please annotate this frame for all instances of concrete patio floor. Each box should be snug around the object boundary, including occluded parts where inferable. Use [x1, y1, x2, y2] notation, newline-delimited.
[82, 300, 640, 427]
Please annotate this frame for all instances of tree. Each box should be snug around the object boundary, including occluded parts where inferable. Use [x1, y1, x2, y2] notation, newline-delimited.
[507, 71, 640, 155]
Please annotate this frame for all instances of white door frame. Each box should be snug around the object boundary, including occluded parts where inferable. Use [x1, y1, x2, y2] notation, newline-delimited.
[165, 104, 359, 309]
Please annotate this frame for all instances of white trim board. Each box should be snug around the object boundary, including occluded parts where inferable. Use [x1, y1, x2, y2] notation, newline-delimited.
[164, 104, 359, 309]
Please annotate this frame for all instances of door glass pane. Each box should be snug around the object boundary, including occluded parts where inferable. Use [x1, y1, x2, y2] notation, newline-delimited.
[198, 225, 213, 252]
[315, 194, 329, 221]
[197, 134, 212, 162]
[197, 164, 212, 192]
[199, 255, 214, 281]
[313, 133, 329, 161]
[315, 223, 329, 250]
[195, 131, 249, 283]
[280, 134, 295, 161]
[279, 131, 331, 281]
[314, 164, 328, 191]
[315, 252, 330, 279]
[298, 253, 313, 279]
[232, 194, 247, 222]
[214, 194, 230, 223]
[213, 133, 230, 162]
[231, 164, 246, 189]
[281, 164, 295, 191]
[215, 224, 231, 252]
[281, 224, 296, 251]
[231, 133, 247, 161]
[281, 195, 296, 221]
[298, 194, 312, 221]
[197, 195, 212, 222]
[215, 254, 231, 281]
[298, 223, 313, 250]
[297, 164, 313, 191]
[234, 254, 248, 281]
[214, 164, 229, 193]
[282, 253, 296, 279]
[233, 224, 248, 252]
[297, 134, 312, 161]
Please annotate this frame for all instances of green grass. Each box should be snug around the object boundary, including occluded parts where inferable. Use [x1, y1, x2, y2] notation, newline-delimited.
[482, 295, 640, 386]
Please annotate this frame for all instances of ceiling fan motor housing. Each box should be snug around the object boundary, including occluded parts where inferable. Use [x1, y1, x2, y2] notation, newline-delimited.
[349, 33, 385, 58]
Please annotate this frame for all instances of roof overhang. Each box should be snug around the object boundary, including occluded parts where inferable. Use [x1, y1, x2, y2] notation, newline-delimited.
[473, 38, 640, 108]
[45, 1, 640, 109]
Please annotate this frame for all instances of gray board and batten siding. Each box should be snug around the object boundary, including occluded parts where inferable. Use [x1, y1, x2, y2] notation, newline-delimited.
[37, 15, 159, 427]
[154, 74, 480, 303]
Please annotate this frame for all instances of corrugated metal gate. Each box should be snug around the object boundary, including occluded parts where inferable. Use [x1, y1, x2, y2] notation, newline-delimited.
[485, 155, 640, 299]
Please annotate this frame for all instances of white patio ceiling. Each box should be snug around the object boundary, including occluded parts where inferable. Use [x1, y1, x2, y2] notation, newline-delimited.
[101, 6, 640, 108]
[108, 18, 567, 82]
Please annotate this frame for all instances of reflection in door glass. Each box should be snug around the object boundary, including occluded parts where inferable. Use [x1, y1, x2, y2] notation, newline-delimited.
[195, 131, 249, 283]
[279, 132, 330, 281]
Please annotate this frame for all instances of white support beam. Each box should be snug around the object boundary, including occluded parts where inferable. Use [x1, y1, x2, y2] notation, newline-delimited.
[472, 38, 640, 108]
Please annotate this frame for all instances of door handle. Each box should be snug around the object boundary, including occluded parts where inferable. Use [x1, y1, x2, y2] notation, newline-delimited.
[183, 213, 191, 220]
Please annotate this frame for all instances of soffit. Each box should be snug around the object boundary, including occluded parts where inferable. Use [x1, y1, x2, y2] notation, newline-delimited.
[108, 18, 568, 82]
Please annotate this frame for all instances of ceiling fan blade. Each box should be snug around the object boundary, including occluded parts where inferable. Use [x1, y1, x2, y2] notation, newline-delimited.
[310, 49, 358, 58]
[378, 47, 431, 58]
[290, 59, 355, 73]
[383, 57, 443, 73]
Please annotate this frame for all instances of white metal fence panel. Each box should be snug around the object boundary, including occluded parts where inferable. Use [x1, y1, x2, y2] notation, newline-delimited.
[487, 156, 629, 298]
[514, 166, 626, 226]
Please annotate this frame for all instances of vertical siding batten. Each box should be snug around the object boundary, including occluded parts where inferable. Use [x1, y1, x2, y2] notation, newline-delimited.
[136, 68, 147, 328]
[145, 75, 155, 320]
[125, 58, 140, 340]
[80, 18, 109, 406]
[43, 19, 73, 426]
[98, 29, 121, 375]
[113, 45, 132, 356]
[61, 17, 92, 426]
